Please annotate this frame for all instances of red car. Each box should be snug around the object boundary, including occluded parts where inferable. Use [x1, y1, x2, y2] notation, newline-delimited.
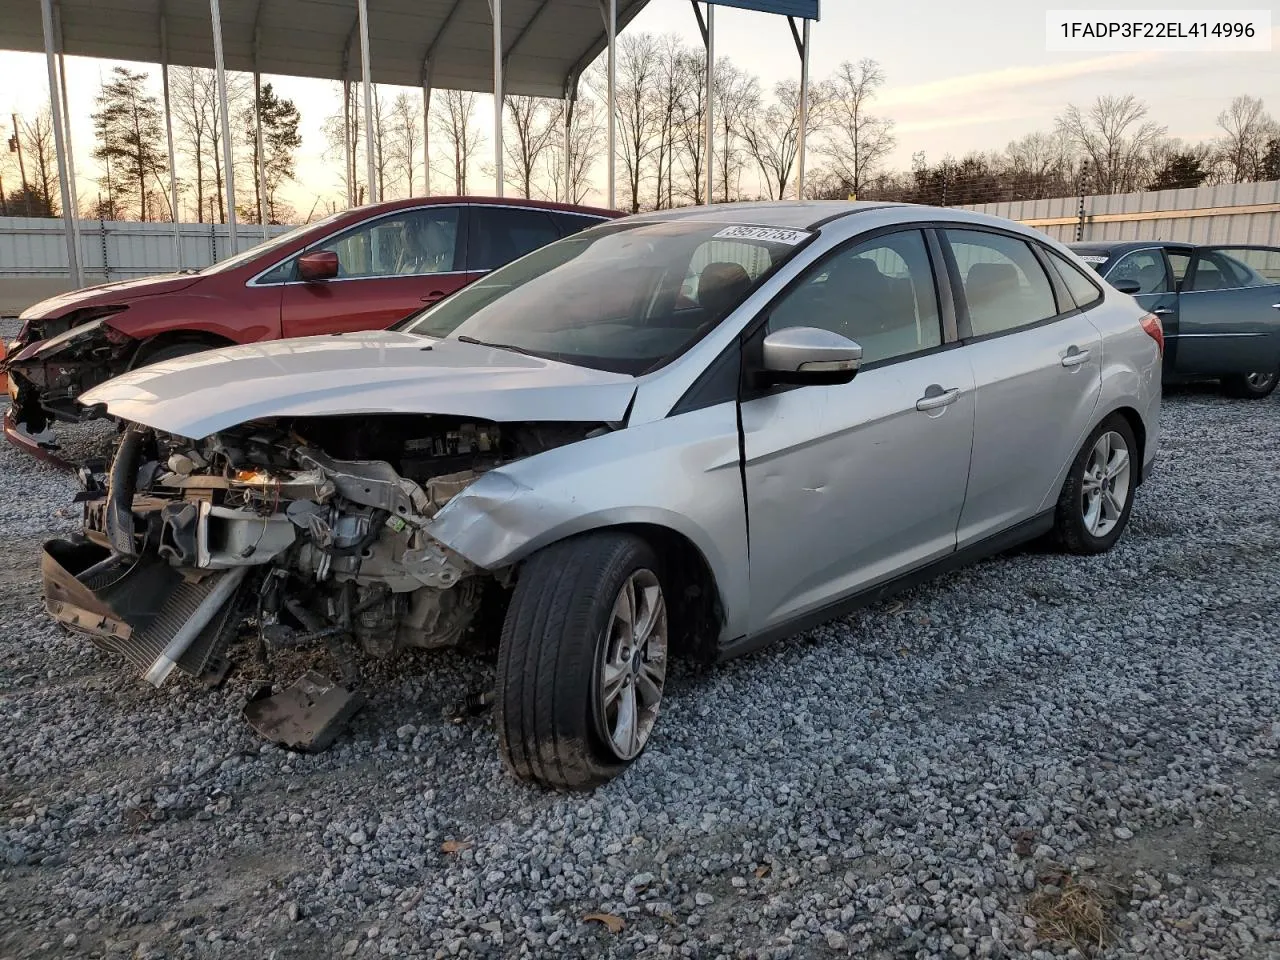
[3, 196, 619, 457]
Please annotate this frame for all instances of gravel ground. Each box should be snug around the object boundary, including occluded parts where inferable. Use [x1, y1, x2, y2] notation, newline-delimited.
[1, 346, 1277, 959]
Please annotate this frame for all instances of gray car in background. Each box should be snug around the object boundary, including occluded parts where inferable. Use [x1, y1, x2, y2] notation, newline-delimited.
[1070, 240, 1280, 398]
[42, 202, 1162, 789]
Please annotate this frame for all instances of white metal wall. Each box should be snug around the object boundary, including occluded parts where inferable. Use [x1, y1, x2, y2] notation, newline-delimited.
[0, 216, 296, 278]
[967, 180, 1280, 246]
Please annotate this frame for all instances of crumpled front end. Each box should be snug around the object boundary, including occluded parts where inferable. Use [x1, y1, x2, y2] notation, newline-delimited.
[43, 412, 605, 750]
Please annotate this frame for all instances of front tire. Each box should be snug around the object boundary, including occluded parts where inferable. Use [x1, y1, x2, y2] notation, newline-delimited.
[1053, 415, 1138, 555]
[1221, 369, 1279, 399]
[496, 532, 669, 790]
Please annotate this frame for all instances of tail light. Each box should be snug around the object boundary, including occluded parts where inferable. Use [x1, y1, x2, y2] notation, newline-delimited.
[1139, 312, 1164, 355]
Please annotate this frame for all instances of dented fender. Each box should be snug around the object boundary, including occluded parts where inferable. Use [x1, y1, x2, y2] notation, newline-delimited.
[426, 403, 752, 645]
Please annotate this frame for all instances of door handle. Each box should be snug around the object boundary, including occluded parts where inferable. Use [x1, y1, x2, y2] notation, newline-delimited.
[1272, 303, 1280, 310]
[421, 291, 446, 304]
[1152, 308, 1173, 316]
[915, 387, 960, 411]
[1061, 348, 1091, 368]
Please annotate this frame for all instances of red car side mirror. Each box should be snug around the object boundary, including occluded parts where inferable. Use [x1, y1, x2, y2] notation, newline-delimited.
[297, 250, 339, 282]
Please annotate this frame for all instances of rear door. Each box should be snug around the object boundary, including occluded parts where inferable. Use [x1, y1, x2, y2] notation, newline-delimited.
[276, 205, 466, 337]
[464, 205, 563, 285]
[1176, 246, 1280, 378]
[1102, 246, 1183, 377]
[943, 227, 1102, 548]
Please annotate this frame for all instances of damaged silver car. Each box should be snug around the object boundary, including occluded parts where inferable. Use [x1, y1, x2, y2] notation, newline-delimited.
[41, 202, 1162, 788]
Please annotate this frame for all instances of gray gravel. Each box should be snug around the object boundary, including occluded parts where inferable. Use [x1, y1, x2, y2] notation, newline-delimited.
[1, 375, 1277, 960]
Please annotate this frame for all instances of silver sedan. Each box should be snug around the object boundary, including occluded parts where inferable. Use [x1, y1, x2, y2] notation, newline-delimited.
[45, 202, 1162, 788]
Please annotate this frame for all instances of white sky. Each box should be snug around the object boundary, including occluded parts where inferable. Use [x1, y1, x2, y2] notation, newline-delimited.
[1, 0, 1277, 216]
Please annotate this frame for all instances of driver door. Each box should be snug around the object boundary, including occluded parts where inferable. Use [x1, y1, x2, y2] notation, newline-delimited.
[278, 205, 467, 338]
[740, 228, 974, 633]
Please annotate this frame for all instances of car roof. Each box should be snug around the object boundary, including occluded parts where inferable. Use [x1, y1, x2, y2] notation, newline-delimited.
[1067, 240, 1191, 255]
[337, 195, 623, 219]
[615, 200, 1066, 233]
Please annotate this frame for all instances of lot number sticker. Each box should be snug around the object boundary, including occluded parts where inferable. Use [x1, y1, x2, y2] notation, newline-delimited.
[713, 225, 811, 245]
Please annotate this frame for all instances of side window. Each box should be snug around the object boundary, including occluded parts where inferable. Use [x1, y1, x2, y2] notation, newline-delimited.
[554, 212, 607, 237]
[1166, 251, 1192, 288]
[265, 207, 460, 282]
[468, 207, 561, 272]
[1107, 249, 1170, 295]
[1044, 248, 1104, 309]
[1188, 250, 1250, 291]
[682, 239, 774, 306]
[768, 229, 942, 365]
[1200, 247, 1280, 287]
[947, 229, 1059, 337]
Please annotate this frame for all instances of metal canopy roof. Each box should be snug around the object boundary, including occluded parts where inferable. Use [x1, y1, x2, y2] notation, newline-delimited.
[1, 0, 650, 98]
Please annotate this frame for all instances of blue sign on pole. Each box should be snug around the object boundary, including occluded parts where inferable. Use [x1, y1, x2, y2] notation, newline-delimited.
[708, 0, 820, 19]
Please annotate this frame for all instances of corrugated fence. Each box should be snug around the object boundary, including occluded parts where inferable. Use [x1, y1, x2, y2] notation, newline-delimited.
[0, 217, 295, 279]
[966, 180, 1280, 246]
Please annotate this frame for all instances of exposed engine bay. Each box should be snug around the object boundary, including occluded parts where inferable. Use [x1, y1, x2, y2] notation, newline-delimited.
[42, 413, 607, 750]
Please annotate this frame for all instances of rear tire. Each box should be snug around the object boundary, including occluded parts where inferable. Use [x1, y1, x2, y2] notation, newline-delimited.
[496, 532, 669, 790]
[1054, 414, 1138, 556]
[1221, 369, 1279, 399]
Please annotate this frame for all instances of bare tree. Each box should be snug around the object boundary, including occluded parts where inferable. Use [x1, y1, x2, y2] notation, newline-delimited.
[1001, 130, 1075, 199]
[648, 34, 693, 210]
[713, 59, 759, 202]
[820, 59, 895, 198]
[171, 66, 251, 222]
[1057, 94, 1166, 194]
[1215, 95, 1277, 182]
[322, 83, 365, 206]
[741, 79, 828, 200]
[547, 96, 605, 205]
[503, 95, 557, 199]
[19, 108, 60, 216]
[596, 33, 663, 212]
[433, 89, 482, 194]
[387, 92, 421, 197]
[673, 47, 708, 205]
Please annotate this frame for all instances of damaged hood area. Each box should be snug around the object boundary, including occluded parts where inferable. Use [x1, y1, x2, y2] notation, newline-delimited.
[80, 331, 638, 438]
[19, 273, 203, 321]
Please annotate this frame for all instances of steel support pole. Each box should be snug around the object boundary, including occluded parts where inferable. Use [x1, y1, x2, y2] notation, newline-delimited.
[254, 71, 268, 237]
[606, 0, 616, 209]
[160, 15, 182, 265]
[704, 3, 715, 205]
[491, 0, 504, 196]
[209, 0, 238, 252]
[357, 0, 376, 203]
[39, 0, 80, 286]
[421, 81, 431, 196]
[796, 18, 809, 200]
[54, 3, 83, 266]
[342, 79, 353, 205]
[562, 94, 575, 203]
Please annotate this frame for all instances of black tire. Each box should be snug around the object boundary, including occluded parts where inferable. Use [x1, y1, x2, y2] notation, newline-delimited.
[496, 531, 666, 790]
[1054, 414, 1139, 556]
[131, 340, 218, 369]
[1221, 369, 1279, 399]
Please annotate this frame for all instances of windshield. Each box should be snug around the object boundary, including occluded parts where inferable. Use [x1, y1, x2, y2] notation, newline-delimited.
[198, 211, 348, 274]
[396, 219, 812, 374]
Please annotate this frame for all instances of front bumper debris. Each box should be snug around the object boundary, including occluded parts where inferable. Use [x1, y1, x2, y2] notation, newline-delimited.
[243, 672, 367, 753]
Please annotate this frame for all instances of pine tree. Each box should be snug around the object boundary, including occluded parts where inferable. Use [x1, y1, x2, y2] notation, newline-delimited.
[243, 82, 301, 223]
[92, 67, 167, 220]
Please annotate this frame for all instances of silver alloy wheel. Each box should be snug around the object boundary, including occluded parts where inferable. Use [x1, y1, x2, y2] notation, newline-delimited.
[1081, 430, 1132, 538]
[1245, 370, 1277, 390]
[596, 568, 668, 761]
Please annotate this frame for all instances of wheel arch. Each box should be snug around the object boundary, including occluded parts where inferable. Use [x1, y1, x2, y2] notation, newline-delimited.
[1100, 403, 1148, 486]
[127, 329, 238, 369]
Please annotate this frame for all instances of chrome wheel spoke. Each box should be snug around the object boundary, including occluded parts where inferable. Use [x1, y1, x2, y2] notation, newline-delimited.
[596, 567, 668, 762]
[1080, 430, 1130, 538]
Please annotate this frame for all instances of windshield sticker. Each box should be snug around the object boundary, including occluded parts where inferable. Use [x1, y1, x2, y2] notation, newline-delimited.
[1077, 255, 1109, 264]
[713, 225, 812, 245]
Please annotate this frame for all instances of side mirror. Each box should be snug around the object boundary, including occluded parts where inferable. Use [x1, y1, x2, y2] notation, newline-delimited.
[297, 250, 340, 282]
[1111, 277, 1142, 295]
[759, 326, 862, 386]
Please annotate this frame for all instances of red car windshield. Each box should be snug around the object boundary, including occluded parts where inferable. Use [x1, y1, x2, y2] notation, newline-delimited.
[396, 219, 812, 375]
